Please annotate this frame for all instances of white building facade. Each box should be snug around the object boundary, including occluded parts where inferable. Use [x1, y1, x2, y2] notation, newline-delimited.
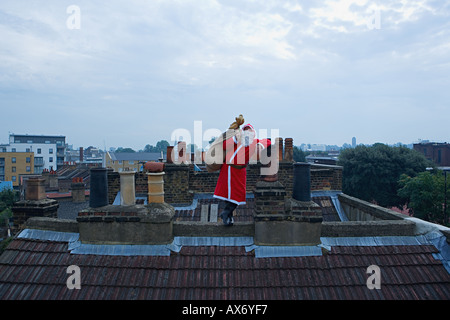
[0, 134, 66, 173]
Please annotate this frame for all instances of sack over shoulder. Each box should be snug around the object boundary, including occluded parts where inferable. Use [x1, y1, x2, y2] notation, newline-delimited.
[205, 129, 238, 172]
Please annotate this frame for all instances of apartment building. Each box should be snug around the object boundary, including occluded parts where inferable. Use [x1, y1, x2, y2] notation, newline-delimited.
[1, 134, 66, 173]
[0, 152, 34, 187]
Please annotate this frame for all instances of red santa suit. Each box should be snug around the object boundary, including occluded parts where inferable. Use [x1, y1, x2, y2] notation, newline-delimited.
[213, 124, 271, 205]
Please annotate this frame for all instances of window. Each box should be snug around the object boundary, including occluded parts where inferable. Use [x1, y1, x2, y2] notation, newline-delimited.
[26, 148, 30, 152]
[12, 176, 16, 182]
[49, 157, 53, 162]
[11, 157, 16, 163]
[49, 148, 53, 154]
[11, 148, 16, 153]
[37, 148, 41, 154]
[12, 167, 16, 173]
[26, 157, 31, 163]
[26, 166, 31, 172]
[128, 161, 134, 165]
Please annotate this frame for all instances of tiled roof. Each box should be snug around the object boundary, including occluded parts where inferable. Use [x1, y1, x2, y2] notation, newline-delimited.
[0, 232, 449, 300]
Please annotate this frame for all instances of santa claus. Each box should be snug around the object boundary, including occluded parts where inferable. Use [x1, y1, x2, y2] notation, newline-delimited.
[213, 123, 271, 226]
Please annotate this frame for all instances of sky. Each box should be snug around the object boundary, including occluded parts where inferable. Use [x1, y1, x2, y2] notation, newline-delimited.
[0, 0, 449, 151]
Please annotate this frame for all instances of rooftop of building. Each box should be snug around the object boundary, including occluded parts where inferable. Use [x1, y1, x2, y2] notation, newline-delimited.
[1, 190, 449, 300]
[1, 141, 450, 302]
[108, 152, 164, 162]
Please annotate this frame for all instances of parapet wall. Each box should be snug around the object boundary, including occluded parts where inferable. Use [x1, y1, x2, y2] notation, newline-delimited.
[106, 163, 343, 205]
[338, 194, 406, 221]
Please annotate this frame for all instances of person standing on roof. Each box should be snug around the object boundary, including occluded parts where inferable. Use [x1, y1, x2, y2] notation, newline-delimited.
[213, 122, 271, 226]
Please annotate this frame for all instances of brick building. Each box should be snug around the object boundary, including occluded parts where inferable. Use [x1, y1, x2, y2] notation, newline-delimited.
[413, 142, 450, 166]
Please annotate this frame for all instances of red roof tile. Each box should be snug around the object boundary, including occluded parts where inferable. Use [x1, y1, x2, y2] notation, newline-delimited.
[0, 236, 449, 300]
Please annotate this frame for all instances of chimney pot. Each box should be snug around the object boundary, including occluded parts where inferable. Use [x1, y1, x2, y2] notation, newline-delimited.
[284, 138, 294, 162]
[166, 146, 174, 164]
[292, 162, 311, 202]
[119, 171, 136, 206]
[89, 168, 108, 208]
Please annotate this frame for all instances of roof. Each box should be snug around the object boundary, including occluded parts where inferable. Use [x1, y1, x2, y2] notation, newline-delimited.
[1, 191, 449, 301]
[0, 229, 449, 300]
[109, 152, 164, 162]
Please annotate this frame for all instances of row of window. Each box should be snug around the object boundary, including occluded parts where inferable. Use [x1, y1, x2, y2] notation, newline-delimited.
[8, 157, 33, 163]
[3, 148, 54, 154]
[108, 160, 135, 165]
[8, 166, 32, 172]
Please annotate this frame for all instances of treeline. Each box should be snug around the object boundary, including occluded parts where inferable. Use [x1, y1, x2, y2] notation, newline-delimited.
[115, 140, 170, 153]
[338, 143, 448, 226]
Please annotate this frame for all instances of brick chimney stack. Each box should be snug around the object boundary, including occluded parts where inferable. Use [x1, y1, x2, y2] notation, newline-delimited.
[12, 177, 59, 232]
[71, 177, 86, 203]
[26, 177, 46, 201]
[254, 162, 323, 246]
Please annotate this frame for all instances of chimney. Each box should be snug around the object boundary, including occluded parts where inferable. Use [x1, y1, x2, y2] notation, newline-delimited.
[89, 168, 109, 208]
[284, 138, 294, 162]
[80, 147, 84, 163]
[292, 162, 311, 202]
[77, 161, 174, 245]
[71, 177, 86, 203]
[26, 177, 46, 201]
[166, 146, 174, 164]
[254, 162, 323, 246]
[177, 141, 187, 164]
[12, 176, 59, 232]
[119, 170, 136, 206]
[145, 162, 165, 204]
[275, 137, 283, 162]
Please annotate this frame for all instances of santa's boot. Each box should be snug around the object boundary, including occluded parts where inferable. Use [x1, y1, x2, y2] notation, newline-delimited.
[220, 201, 237, 226]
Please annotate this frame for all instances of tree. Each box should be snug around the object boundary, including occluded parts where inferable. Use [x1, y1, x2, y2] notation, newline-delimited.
[143, 140, 170, 153]
[0, 188, 19, 227]
[115, 147, 136, 153]
[398, 171, 448, 225]
[338, 143, 432, 208]
[293, 146, 306, 162]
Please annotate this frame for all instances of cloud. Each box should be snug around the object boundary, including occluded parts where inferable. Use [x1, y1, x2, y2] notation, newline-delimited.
[0, 0, 449, 148]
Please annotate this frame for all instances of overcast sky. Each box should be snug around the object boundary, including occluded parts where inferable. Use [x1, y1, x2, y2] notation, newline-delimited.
[0, 0, 449, 151]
